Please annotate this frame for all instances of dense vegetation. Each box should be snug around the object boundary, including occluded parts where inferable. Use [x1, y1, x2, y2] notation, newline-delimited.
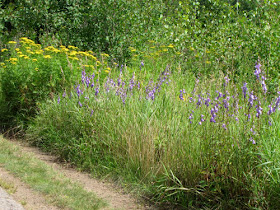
[1, 0, 280, 208]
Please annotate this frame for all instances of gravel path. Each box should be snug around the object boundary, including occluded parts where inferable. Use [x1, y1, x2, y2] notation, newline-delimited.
[0, 187, 24, 210]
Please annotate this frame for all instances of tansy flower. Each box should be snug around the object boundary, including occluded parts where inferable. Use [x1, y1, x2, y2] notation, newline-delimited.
[101, 53, 109, 57]
[53, 49, 60, 53]
[9, 58, 18, 62]
[32, 59, 38, 62]
[68, 45, 78, 50]
[26, 50, 34, 54]
[88, 55, 97, 60]
[44, 55, 52, 59]
[35, 67, 39, 71]
[35, 44, 41, 48]
[69, 56, 79, 61]
[1, 48, 8, 52]
[167, 44, 174, 48]
[35, 50, 44, 54]
[69, 51, 78, 56]
[15, 48, 20, 51]
[8, 41, 17, 44]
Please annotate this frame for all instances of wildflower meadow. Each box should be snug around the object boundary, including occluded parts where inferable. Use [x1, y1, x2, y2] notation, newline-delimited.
[1, 1, 280, 209]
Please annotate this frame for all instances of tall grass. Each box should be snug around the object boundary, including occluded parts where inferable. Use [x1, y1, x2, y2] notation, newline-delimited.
[26, 57, 280, 208]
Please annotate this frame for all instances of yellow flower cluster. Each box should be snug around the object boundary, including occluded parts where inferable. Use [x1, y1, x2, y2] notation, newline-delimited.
[1, 37, 114, 75]
[20, 37, 41, 49]
[83, 65, 95, 69]
[45, 46, 60, 53]
[6, 57, 18, 65]
[101, 53, 109, 57]
[43, 55, 52, 59]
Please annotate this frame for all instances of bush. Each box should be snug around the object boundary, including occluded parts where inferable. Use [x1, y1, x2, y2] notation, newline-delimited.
[0, 38, 113, 128]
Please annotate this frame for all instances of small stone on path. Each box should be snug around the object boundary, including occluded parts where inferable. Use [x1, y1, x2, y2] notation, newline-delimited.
[0, 187, 25, 210]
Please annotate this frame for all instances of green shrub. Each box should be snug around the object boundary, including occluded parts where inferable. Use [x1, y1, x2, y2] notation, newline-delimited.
[0, 38, 112, 128]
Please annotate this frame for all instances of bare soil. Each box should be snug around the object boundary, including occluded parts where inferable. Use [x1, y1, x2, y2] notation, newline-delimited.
[0, 167, 60, 210]
[8, 139, 152, 210]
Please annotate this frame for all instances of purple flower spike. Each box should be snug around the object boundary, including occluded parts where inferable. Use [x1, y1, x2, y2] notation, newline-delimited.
[256, 101, 263, 118]
[57, 96, 60, 104]
[249, 137, 256, 145]
[222, 123, 227, 130]
[189, 113, 193, 120]
[242, 82, 247, 99]
[210, 117, 216, 123]
[140, 61, 144, 71]
[268, 120, 272, 126]
[81, 70, 86, 83]
[76, 84, 83, 98]
[254, 61, 261, 80]
[248, 91, 255, 107]
[62, 91, 66, 98]
[268, 104, 273, 115]
[261, 79, 267, 94]
[78, 101, 82, 107]
[224, 76, 230, 86]
[200, 114, 205, 123]
[95, 87, 99, 96]
[179, 89, 184, 100]
[250, 127, 256, 135]
[205, 97, 211, 107]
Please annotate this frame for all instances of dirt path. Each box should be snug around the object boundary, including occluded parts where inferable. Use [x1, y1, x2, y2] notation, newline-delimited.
[8, 139, 152, 210]
[0, 167, 59, 210]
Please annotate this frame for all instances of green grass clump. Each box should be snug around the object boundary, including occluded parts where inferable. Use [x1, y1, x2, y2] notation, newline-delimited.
[0, 135, 106, 210]
[27, 59, 280, 208]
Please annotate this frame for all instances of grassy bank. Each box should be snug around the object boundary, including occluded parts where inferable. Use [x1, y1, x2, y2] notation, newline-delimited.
[0, 135, 106, 209]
